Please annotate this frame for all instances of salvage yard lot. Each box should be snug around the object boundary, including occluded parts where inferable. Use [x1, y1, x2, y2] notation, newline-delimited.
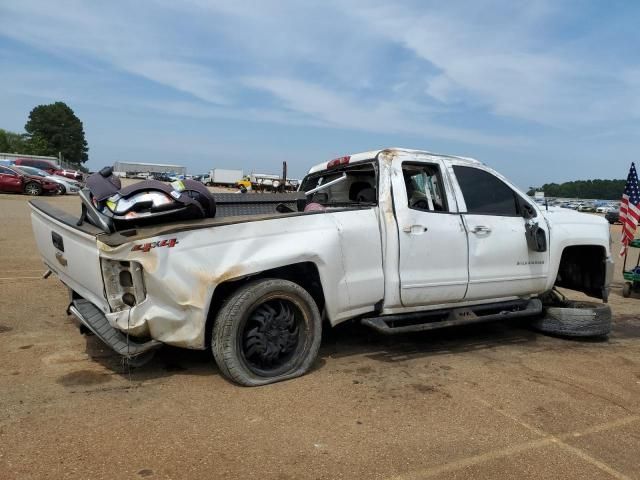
[1, 193, 639, 479]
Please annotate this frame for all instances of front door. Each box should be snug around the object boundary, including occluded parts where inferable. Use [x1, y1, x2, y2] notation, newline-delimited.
[452, 165, 550, 301]
[394, 161, 469, 306]
[0, 167, 23, 192]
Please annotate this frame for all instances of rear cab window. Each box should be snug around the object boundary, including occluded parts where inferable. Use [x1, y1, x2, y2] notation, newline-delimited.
[300, 162, 378, 207]
[401, 163, 449, 212]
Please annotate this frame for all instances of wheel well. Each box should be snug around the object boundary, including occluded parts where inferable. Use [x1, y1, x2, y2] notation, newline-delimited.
[204, 262, 325, 348]
[555, 245, 606, 299]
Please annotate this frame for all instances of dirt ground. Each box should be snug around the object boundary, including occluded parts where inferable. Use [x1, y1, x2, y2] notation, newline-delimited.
[1, 193, 639, 480]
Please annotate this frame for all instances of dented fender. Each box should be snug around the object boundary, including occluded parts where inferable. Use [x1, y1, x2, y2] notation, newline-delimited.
[98, 209, 384, 349]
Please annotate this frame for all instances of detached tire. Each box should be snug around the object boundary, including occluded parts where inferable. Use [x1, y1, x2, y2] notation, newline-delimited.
[212, 278, 322, 386]
[532, 300, 612, 337]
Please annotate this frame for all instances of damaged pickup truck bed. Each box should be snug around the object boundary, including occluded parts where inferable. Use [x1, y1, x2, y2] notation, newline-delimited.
[30, 148, 614, 385]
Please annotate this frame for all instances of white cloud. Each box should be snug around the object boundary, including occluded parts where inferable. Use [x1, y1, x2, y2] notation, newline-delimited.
[0, 1, 230, 105]
[0, 0, 638, 160]
[243, 75, 527, 147]
[124, 61, 228, 105]
[350, 1, 639, 127]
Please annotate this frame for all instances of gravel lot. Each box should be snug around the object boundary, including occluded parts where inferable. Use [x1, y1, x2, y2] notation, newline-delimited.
[1, 193, 639, 479]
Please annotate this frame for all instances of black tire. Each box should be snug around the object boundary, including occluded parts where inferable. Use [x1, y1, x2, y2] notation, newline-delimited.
[623, 282, 632, 298]
[123, 350, 157, 368]
[531, 300, 611, 337]
[24, 182, 42, 196]
[212, 278, 322, 386]
[56, 184, 66, 195]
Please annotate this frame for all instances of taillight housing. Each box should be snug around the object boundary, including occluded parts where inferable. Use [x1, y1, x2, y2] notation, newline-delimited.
[101, 259, 146, 311]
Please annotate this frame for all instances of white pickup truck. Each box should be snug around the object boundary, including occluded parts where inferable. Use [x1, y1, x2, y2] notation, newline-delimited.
[30, 148, 613, 386]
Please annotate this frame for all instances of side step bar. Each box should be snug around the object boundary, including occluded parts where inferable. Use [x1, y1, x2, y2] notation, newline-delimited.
[361, 299, 542, 335]
[69, 299, 161, 358]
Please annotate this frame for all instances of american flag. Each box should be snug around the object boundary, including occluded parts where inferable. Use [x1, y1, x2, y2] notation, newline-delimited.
[619, 162, 640, 256]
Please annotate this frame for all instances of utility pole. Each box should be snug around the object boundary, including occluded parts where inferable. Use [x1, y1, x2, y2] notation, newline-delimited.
[281, 161, 288, 192]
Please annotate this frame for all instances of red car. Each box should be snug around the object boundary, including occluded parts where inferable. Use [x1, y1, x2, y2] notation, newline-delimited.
[0, 165, 59, 196]
[13, 158, 83, 181]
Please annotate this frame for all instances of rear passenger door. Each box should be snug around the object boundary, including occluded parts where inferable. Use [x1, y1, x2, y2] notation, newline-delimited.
[393, 160, 469, 306]
[451, 165, 549, 301]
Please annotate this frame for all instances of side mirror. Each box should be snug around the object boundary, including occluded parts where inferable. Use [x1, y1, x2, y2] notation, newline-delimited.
[525, 221, 547, 252]
[521, 202, 536, 219]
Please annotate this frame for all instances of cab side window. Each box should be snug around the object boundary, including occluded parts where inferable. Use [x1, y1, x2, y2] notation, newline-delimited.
[402, 163, 448, 212]
[453, 166, 520, 216]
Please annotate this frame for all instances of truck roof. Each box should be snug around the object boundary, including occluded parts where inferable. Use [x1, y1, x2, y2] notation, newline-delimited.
[307, 148, 481, 174]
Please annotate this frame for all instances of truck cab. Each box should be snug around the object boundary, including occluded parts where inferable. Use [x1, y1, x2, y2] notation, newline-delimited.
[302, 149, 610, 313]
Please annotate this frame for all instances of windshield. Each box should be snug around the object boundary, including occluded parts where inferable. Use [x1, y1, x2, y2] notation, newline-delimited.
[300, 163, 377, 206]
[15, 166, 47, 177]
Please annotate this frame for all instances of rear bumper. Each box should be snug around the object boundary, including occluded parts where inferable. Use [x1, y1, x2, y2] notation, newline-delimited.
[69, 298, 161, 358]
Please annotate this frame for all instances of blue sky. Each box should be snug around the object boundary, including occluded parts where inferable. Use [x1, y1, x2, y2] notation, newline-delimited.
[1, 0, 639, 187]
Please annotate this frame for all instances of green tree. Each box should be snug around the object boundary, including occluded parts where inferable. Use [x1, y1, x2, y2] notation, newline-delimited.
[24, 102, 89, 163]
[528, 179, 626, 200]
[24, 133, 51, 156]
[0, 129, 9, 152]
[0, 128, 29, 153]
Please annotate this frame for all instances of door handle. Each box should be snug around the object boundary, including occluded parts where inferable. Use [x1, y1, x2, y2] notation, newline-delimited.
[403, 225, 428, 234]
[471, 225, 492, 234]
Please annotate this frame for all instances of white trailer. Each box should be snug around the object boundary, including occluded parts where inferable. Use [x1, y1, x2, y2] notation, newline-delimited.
[245, 173, 299, 191]
[206, 169, 243, 187]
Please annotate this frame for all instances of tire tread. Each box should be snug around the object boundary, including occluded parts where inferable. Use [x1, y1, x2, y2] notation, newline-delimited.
[212, 278, 322, 386]
[532, 300, 612, 337]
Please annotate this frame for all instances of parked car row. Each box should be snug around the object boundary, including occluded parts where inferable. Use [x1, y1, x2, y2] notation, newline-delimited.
[0, 158, 84, 196]
[605, 209, 621, 225]
[0, 165, 60, 196]
[12, 158, 83, 181]
[551, 201, 619, 213]
[13, 166, 82, 195]
[531, 197, 620, 222]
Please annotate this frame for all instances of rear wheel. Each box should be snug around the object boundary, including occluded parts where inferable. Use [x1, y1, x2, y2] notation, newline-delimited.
[24, 182, 42, 196]
[212, 278, 322, 386]
[56, 184, 66, 195]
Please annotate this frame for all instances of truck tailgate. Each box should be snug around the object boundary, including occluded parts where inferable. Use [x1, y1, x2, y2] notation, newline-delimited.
[30, 201, 109, 312]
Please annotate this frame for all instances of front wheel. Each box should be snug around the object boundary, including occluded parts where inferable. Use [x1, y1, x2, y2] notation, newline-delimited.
[24, 182, 42, 196]
[56, 184, 66, 195]
[212, 278, 322, 386]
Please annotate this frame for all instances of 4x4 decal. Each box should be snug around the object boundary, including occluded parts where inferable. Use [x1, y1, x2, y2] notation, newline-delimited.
[131, 238, 179, 253]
